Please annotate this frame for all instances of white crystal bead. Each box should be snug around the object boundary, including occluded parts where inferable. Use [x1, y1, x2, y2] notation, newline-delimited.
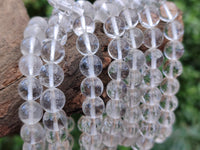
[155, 125, 172, 143]
[19, 101, 43, 125]
[143, 87, 162, 105]
[124, 88, 142, 106]
[102, 133, 121, 148]
[126, 70, 143, 88]
[46, 24, 65, 40]
[145, 48, 163, 68]
[163, 60, 183, 78]
[28, 17, 48, 31]
[158, 111, 175, 126]
[160, 95, 178, 111]
[77, 0, 95, 19]
[122, 123, 139, 138]
[18, 77, 43, 101]
[79, 133, 102, 149]
[39, 63, 64, 88]
[66, 116, 75, 132]
[136, 136, 154, 150]
[102, 117, 122, 135]
[124, 106, 141, 124]
[140, 122, 159, 138]
[23, 142, 45, 150]
[19, 54, 43, 76]
[160, 78, 180, 95]
[46, 127, 68, 143]
[143, 69, 163, 87]
[106, 100, 123, 119]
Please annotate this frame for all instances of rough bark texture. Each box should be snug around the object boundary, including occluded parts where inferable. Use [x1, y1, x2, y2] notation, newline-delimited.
[0, 0, 183, 137]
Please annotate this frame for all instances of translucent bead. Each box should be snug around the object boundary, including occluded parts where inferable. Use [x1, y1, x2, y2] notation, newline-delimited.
[122, 123, 139, 138]
[43, 110, 67, 131]
[67, 133, 74, 149]
[82, 97, 105, 117]
[102, 117, 122, 135]
[73, 16, 95, 36]
[160, 95, 178, 111]
[102, 133, 121, 148]
[41, 40, 65, 64]
[18, 77, 43, 101]
[155, 125, 172, 143]
[124, 106, 141, 124]
[20, 123, 45, 144]
[164, 41, 184, 60]
[28, 16, 48, 31]
[124, 88, 142, 106]
[80, 77, 103, 98]
[19, 101, 43, 125]
[143, 88, 162, 105]
[159, 1, 178, 22]
[140, 122, 159, 138]
[104, 16, 125, 38]
[76, 33, 99, 55]
[66, 117, 75, 132]
[46, 24, 65, 41]
[79, 133, 102, 149]
[119, 8, 139, 29]
[139, 5, 160, 28]
[160, 78, 180, 95]
[23, 142, 45, 150]
[126, 70, 143, 88]
[158, 111, 175, 126]
[143, 28, 164, 48]
[106, 80, 127, 100]
[163, 60, 183, 78]
[108, 38, 130, 59]
[40, 88, 65, 113]
[21, 37, 41, 56]
[19, 55, 43, 76]
[136, 136, 154, 150]
[39, 63, 64, 88]
[80, 55, 102, 77]
[164, 20, 184, 40]
[124, 49, 145, 70]
[106, 100, 123, 119]
[108, 60, 129, 80]
[77, 0, 95, 19]
[46, 128, 68, 143]
[123, 28, 144, 49]
[145, 48, 163, 68]
[143, 69, 163, 87]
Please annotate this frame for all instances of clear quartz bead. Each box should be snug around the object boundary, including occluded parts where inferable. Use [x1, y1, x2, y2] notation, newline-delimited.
[23, 142, 45, 150]
[108, 38, 130, 59]
[136, 135, 154, 150]
[76, 33, 99, 55]
[79, 133, 102, 149]
[102, 117, 122, 135]
[124, 106, 141, 124]
[160, 95, 178, 111]
[126, 70, 143, 88]
[163, 60, 183, 78]
[81, 77, 103, 98]
[77, 0, 95, 19]
[104, 16, 125, 38]
[19, 54, 43, 76]
[158, 111, 175, 126]
[40, 88, 66, 113]
[106, 100, 123, 119]
[144, 28, 164, 48]
[155, 125, 172, 143]
[102, 133, 121, 148]
[20, 123, 45, 144]
[160, 78, 180, 95]
[19, 101, 43, 125]
[79, 55, 103, 77]
[140, 122, 159, 138]
[39, 63, 64, 88]
[28, 17, 48, 31]
[124, 88, 142, 106]
[46, 24, 65, 40]
[122, 123, 139, 138]
[145, 48, 163, 68]
[18, 77, 43, 101]
[46, 127, 68, 143]
[143, 69, 163, 87]
[143, 87, 162, 105]
[66, 116, 75, 132]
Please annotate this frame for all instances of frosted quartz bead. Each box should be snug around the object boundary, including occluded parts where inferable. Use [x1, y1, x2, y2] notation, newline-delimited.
[126, 70, 143, 88]
[73, 16, 95, 36]
[41, 40, 65, 64]
[19, 101, 43, 125]
[102, 117, 122, 135]
[139, 5, 160, 28]
[19, 55, 43, 76]
[159, 1, 178, 22]
[82, 97, 105, 117]
[144, 28, 164, 48]
[123, 28, 144, 49]
[108, 60, 129, 80]
[164, 20, 184, 40]
[40, 88, 65, 113]
[108, 38, 130, 59]
[76, 33, 99, 55]
[124, 106, 141, 124]
[20, 37, 41, 56]
[102, 133, 121, 148]
[18, 77, 43, 101]
[119, 8, 139, 29]
[164, 41, 184, 60]
[158, 111, 175, 126]
[125, 49, 145, 70]
[106, 100, 123, 119]
[163, 60, 183, 78]
[160, 95, 178, 111]
[124, 88, 142, 106]
[106, 80, 127, 100]
[80, 77, 103, 98]
[136, 136, 154, 150]
[39, 63, 64, 88]
[79, 133, 102, 149]
[23, 142, 45, 150]
[143, 69, 163, 87]
[46, 127, 68, 143]
[46, 24, 65, 40]
[122, 123, 139, 138]
[43, 110, 67, 131]
[20, 123, 45, 144]
[104, 16, 125, 38]
[145, 48, 163, 68]
[143, 88, 162, 105]
[77, 0, 95, 19]
[79, 55, 102, 77]
[28, 17, 48, 31]
[155, 125, 172, 143]
[140, 122, 159, 138]
[160, 78, 180, 95]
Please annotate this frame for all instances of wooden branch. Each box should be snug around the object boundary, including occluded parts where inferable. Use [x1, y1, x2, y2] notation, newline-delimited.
[0, 0, 183, 137]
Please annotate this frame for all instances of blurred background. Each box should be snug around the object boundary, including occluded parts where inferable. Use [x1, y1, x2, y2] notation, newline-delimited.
[0, 0, 200, 150]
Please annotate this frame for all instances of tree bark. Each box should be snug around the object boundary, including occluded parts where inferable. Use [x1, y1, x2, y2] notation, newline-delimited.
[0, 0, 183, 137]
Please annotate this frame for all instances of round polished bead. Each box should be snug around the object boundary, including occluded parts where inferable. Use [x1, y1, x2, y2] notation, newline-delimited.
[143, 87, 162, 105]
[108, 38, 130, 59]
[143, 69, 163, 87]
[124, 88, 142, 106]
[160, 78, 180, 95]
[20, 123, 45, 144]
[39, 63, 64, 88]
[73, 16, 95, 36]
[28, 17, 48, 31]
[19, 55, 43, 76]
[23, 142, 45, 150]
[108, 60, 129, 80]
[76, 33, 99, 55]
[40, 88, 66, 113]
[145, 48, 163, 68]
[163, 60, 183, 78]
[81, 77, 103, 98]
[140, 122, 159, 138]
[79, 133, 102, 149]
[102, 133, 121, 148]
[122, 123, 139, 138]
[144, 28, 164, 48]
[126, 70, 143, 88]
[155, 125, 172, 143]
[124, 106, 141, 124]
[66, 116, 75, 132]
[79, 55, 102, 77]
[21, 37, 41, 56]
[18, 77, 43, 101]
[19, 101, 43, 125]
[41, 40, 65, 64]
[158, 111, 175, 126]
[136, 136, 154, 150]
[106, 100, 123, 119]
[46, 24, 65, 40]
[160, 95, 178, 111]
[46, 127, 68, 143]
[77, 0, 95, 19]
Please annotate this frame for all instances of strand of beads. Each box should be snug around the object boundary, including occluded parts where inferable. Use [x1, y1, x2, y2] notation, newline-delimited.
[72, 1, 105, 150]
[18, 17, 47, 150]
